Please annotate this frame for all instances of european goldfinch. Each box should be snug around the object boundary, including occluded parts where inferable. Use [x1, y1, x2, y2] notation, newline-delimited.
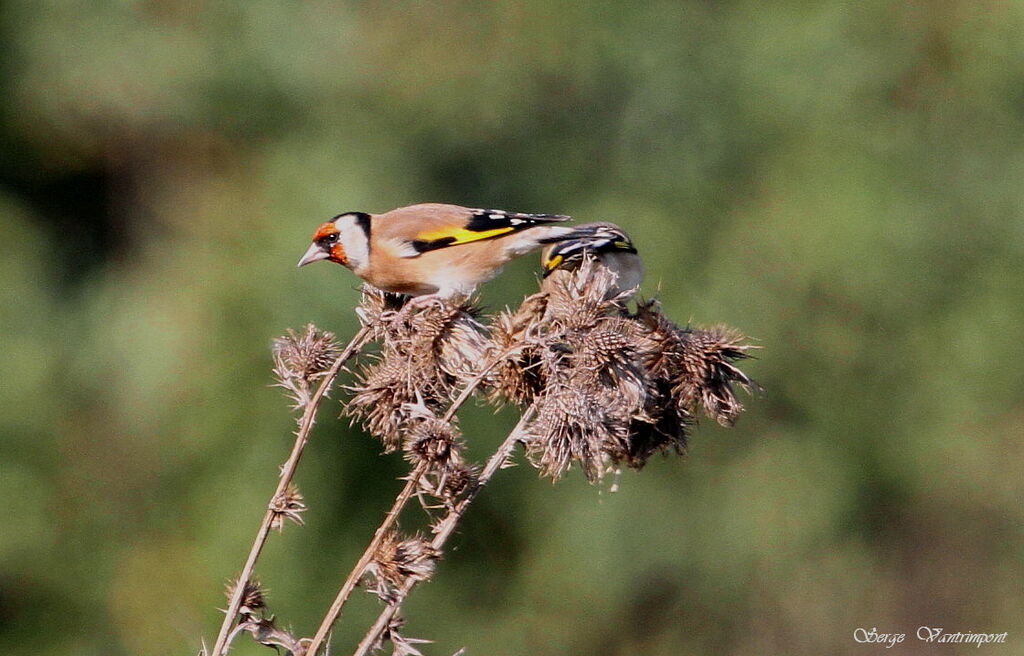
[297, 203, 576, 299]
[540, 222, 644, 295]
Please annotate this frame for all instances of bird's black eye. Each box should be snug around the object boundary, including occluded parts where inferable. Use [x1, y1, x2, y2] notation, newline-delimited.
[318, 233, 339, 247]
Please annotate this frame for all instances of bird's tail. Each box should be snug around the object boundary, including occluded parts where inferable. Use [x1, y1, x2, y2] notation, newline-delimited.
[537, 222, 636, 249]
[539, 222, 638, 277]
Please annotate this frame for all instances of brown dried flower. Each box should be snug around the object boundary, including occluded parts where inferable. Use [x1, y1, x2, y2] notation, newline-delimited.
[403, 418, 464, 469]
[525, 386, 619, 481]
[484, 293, 549, 407]
[673, 325, 757, 426]
[224, 578, 267, 619]
[347, 288, 488, 450]
[518, 261, 654, 481]
[272, 323, 341, 411]
[376, 615, 433, 656]
[437, 462, 479, 505]
[269, 483, 307, 533]
[635, 301, 757, 426]
[224, 577, 306, 653]
[368, 531, 441, 602]
[512, 258, 757, 483]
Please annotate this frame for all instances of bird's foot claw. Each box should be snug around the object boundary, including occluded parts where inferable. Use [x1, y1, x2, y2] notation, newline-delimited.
[385, 295, 445, 325]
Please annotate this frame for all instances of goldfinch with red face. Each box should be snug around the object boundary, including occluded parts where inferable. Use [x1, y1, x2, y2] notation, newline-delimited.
[540, 222, 644, 296]
[297, 203, 576, 300]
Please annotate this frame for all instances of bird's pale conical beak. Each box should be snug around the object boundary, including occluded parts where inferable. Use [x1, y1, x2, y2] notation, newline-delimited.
[297, 243, 329, 268]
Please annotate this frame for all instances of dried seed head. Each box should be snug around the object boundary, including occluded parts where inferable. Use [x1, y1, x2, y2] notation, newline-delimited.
[428, 309, 490, 382]
[439, 462, 479, 503]
[624, 381, 692, 468]
[633, 300, 683, 379]
[378, 616, 433, 656]
[513, 254, 761, 485]
[273, 324, 340, 381]
[517, 274, 653, 482]
[269, 483, 307, 533]
[225, 578, 267, 619]
[484, 293, 549, 406]
[356, 286, 408, 334]
[348, 292, 489, 447]
[544, 258, 629, 324]
[369, 532, 441, 602]
[573, 319, 651, 399]
[346, 356, 421, 450]
[403, 418, 464, 469]
[635, 300, 757, 426]
[400, 297, 489, 386]
[524, 386, 632, 482]
[674, 325, 757, 426]
[272, 324, 341, 408]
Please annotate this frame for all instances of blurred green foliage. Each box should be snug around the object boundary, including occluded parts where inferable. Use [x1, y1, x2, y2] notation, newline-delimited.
[2, 2, 1023, 655]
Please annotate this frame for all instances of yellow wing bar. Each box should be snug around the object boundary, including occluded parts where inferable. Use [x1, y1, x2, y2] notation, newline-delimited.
[414, 226, 515, 248]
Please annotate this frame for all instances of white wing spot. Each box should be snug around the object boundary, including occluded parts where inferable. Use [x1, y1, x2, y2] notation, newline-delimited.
[384, 238, 421, 258]
[489, 212, 506, 220]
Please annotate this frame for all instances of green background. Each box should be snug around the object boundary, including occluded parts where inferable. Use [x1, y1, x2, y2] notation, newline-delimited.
[2, 2, 1022, 654]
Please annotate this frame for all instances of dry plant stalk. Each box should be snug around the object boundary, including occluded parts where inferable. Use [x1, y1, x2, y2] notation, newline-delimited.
[352, 409, 534, 656]
[305, 290, 512, 655]
[210, 260, 758, 656]
[210, 324, 372, 656]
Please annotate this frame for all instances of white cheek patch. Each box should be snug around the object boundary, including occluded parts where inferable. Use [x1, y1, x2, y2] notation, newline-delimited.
[335, 216, 370, 270]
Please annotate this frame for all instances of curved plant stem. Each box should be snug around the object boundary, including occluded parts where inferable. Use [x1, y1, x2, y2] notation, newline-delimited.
[305, 349, 517, 656]
[351, 408, 534, 656]
[211, 325, 372, 656]
[304, 460, 427, 655]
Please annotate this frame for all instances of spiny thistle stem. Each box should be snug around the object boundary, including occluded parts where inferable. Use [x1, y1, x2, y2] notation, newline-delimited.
[351, 408, 535, 656]
[304, 460, 428, 655]
[305, 348, 517, 656]
[211, 325, 372, 656]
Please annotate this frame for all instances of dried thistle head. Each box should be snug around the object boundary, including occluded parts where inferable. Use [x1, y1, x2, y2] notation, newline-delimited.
[347, 291, 489, 448]
[355, 286, 409, 335]
[272, 324, 341, 407]
[407, 298, 490, 382]
[624, 382, 692, 469]
[484, 293, 549, 407]
[544, 258, 632, 327]
[274, 324, 341, 380]
[417, 459, 481, 512]
[673, 325, 757, 426]
[223, 577, 305, 653]
[632, 300, 682, 379]
[571, 317, 652, 402]
[635, 301, 757, 426]
[438, 462, 479, 504]
[403, 418, 464, 469]
[368, 532, 441, 602]
[346, 356, 420, 450]
[225, 578, 267, 619]
[269, 483, 307, 533]
[370, 292, 486, 380]
[524, 385, 635, 482]
[513, 253, 762, 485]
[378, 615, 433, 656]
[517, 271, 654, 482]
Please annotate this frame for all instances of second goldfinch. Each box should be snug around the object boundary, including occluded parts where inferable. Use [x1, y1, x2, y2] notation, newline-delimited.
[297, 203, 576, 299]
[540, 222, 644, 296]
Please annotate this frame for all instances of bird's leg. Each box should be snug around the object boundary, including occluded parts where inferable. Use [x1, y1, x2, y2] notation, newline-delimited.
[406, 293, 448, 310]
[387, 294, 447, 324]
